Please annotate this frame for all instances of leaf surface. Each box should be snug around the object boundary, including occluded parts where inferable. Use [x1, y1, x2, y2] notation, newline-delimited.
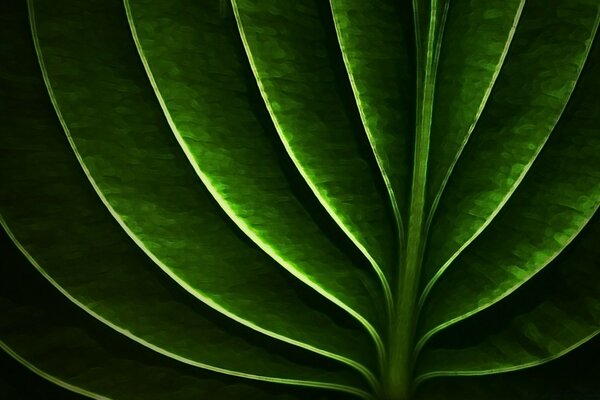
[231, 0, 396, 301]
[28, 0, 378, 381]
[0, 230, 361, 400]
[124, 0, 386, 350]
[418, 31, 600, 349]
[0, 0, 599, 398]
[416, 214, 600, 381]
[0, 2, 369, 393]
[329, 0, 414, 236]
[422, 0, 599, 293]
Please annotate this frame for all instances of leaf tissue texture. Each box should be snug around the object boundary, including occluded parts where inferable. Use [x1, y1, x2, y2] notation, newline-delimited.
[1, 0, 598, 399]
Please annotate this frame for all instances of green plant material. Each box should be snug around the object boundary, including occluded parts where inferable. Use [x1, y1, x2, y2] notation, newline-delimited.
[1, 0, 598, 399]
[0, 229, 342, 400]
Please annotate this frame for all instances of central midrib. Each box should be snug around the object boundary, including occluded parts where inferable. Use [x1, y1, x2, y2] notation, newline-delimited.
[383, 1, 447, 398]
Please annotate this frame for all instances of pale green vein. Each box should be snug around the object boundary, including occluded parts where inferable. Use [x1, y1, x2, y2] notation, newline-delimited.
[415, 0, 450, 271]
[414, 204, 600, 357]
[229, 0, 386, 365]
[230, 0, 392, 327]
[0, 216, 371, 398]
[0, 342, 104, 400]
[123, 1, 381, 381]
[124, 1, 384, 354]
[418, 11, 599, 310]
[413, 330, 600, 387]
[384, 1, 448, 397]
[422, 0, 526, 247]
[329, 0, 402, 314]
[412, 0, 422, 64]
[28, 0, 377, 387]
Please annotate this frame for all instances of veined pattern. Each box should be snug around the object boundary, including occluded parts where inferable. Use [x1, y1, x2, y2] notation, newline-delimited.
[1, 1, 599, 399]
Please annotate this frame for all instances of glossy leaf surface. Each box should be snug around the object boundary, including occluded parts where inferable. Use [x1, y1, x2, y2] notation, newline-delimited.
[1, 0, 598, 399]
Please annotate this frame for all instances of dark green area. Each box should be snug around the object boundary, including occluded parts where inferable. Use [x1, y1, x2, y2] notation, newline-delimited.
[1, 0, 598, 399]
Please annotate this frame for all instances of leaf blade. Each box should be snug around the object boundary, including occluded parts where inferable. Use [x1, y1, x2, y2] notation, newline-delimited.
[329, 0, 414, 239]
[418, 28, 600, 349]
[425, 0, 526, 224]
[124, 0, 385, 355]
[230, 0, 396, 313]
[416, 213, 600, 382]
[0, 229, 367, 399]
[422, 0, 600, 293]
[27, 0, 377, 381]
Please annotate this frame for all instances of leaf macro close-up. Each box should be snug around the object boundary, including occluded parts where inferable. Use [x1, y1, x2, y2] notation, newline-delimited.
[1, 0, 599, 399]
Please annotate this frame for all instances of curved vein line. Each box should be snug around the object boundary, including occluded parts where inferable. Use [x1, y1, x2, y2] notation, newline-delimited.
[388, 0, 448, 382]
[399, 0, 449, 360]
[0, 342, 105, 400]
[0, 218, 370, 398]
[328, 0, 398, 316]
[0, 340, 370, 400]
[432, 1, 450, 96]
[28, 0, 377, 386]
[124, 0, 383, 377]
[423, 0, 526, 237]
[414, 203, 600, 356]
[414, 0, 449, 270]
[412, 0, 422, 62]
[418, 11, 599, 309]
[413, 330, 600, 387]
[405, 0, 450, 304]
[229, 0, 385, 362]
[1, 221, 369, 393]
[124, 0, 387, 354]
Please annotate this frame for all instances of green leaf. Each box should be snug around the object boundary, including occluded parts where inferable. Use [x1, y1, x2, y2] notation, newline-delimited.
[425, 0, 525, 219]
[329, 0, 414, 238]
[28, 0, 377, 384]
[231, 0, 397, 304]
[0, 1, 368, 394]
[416, 214, 600, 381]
[421, 0, 599, 291]
[124, 0, 385, 357]
[1, 0, 599, 399]
[0, 230, 354, 400]
[417, 25, 600, 349]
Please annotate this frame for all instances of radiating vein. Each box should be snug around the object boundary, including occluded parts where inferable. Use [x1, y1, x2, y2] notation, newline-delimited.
[420, 2, 600, 303]
[415, 213, 600, 383]
[330, 0, 399, 308]
[415, 331, 599, 386]
[2, 338, 374, 400]
[424, 0, 526, 235]
[417, 206, 599, 354]
[28, 0, 379, 384]
[124, 0, 385, 360]
[1, 219, 369, 391]
[0, 343, 104, 400]
[329, 0, 411, 259]
[229, 0, 388, 362]
[230, 0, 395, 324]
